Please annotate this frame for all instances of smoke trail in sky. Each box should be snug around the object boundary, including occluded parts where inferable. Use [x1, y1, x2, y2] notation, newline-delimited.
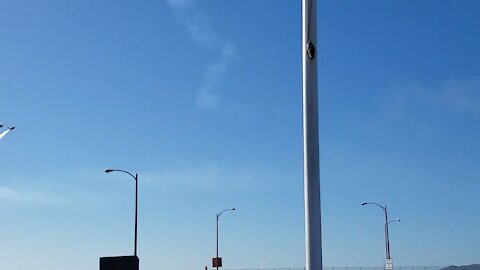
[0, 129, 11, 140]
[164, 0, 236, 110]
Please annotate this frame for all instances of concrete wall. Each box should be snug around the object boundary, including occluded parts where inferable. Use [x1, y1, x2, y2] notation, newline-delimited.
[100, 255, 139, 270]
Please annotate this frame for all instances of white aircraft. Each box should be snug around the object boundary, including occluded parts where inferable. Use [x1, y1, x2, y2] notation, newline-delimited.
[0, 124, 15, 140]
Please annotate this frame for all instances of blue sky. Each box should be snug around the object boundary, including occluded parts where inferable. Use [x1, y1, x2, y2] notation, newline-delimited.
[1, 0, 479, 269]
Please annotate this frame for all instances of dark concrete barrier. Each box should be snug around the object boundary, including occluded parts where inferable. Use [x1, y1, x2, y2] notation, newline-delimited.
[100, 255, 139, 270]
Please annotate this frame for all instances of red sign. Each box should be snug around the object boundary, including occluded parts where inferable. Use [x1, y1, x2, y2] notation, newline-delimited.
[212, 257, 222, 267]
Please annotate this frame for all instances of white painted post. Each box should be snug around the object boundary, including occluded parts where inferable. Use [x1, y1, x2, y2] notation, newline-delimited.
[302, 1, 322, 270]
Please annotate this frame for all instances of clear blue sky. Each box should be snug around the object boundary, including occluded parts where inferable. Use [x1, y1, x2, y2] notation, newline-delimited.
[1, 1, 479, 269]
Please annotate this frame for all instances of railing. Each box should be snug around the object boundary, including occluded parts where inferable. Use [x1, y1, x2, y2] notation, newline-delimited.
[224, 266, 446, 270]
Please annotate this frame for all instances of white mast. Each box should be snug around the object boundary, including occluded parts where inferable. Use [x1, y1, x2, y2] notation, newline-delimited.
[302, 1, 323, 270]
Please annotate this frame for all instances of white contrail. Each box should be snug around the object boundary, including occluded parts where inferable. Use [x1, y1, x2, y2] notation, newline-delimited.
[0, 129, 11, 140]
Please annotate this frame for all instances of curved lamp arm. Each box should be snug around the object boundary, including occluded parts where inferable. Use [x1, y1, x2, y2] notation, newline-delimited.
[217, 208, 236, 219]
[388, 219, 400, 224]
[105, 169, 137, 181]
[362, 202, 386, 211]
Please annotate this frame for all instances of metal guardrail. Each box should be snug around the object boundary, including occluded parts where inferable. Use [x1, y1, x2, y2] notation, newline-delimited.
[224, 267, 446, 270]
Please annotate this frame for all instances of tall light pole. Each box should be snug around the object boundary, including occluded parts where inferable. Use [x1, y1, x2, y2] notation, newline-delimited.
[303, 1, 322, 270]
[215, 208, 235, 270]
[105, 169, 138, 257]
[362, 202, 399, 270]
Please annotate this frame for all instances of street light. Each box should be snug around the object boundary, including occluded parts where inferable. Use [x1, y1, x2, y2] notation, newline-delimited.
[362, 202, 399, 270]
[105, 169, 138, 257]
[214, 207, 235, 270]
[388, 219, 400, 225]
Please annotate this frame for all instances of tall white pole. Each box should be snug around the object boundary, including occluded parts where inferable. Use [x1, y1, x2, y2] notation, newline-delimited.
[302, 1, 322, 270]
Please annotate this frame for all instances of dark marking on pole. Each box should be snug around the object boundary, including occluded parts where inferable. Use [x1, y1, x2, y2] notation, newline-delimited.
[307, 41, 316, 60]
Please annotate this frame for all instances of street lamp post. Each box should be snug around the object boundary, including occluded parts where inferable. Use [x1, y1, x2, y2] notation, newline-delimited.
[302, 1, 322, 270]
[215, 208, 235, 270]
[362, 202, 399, 269]
[105, 169, 138, 257]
